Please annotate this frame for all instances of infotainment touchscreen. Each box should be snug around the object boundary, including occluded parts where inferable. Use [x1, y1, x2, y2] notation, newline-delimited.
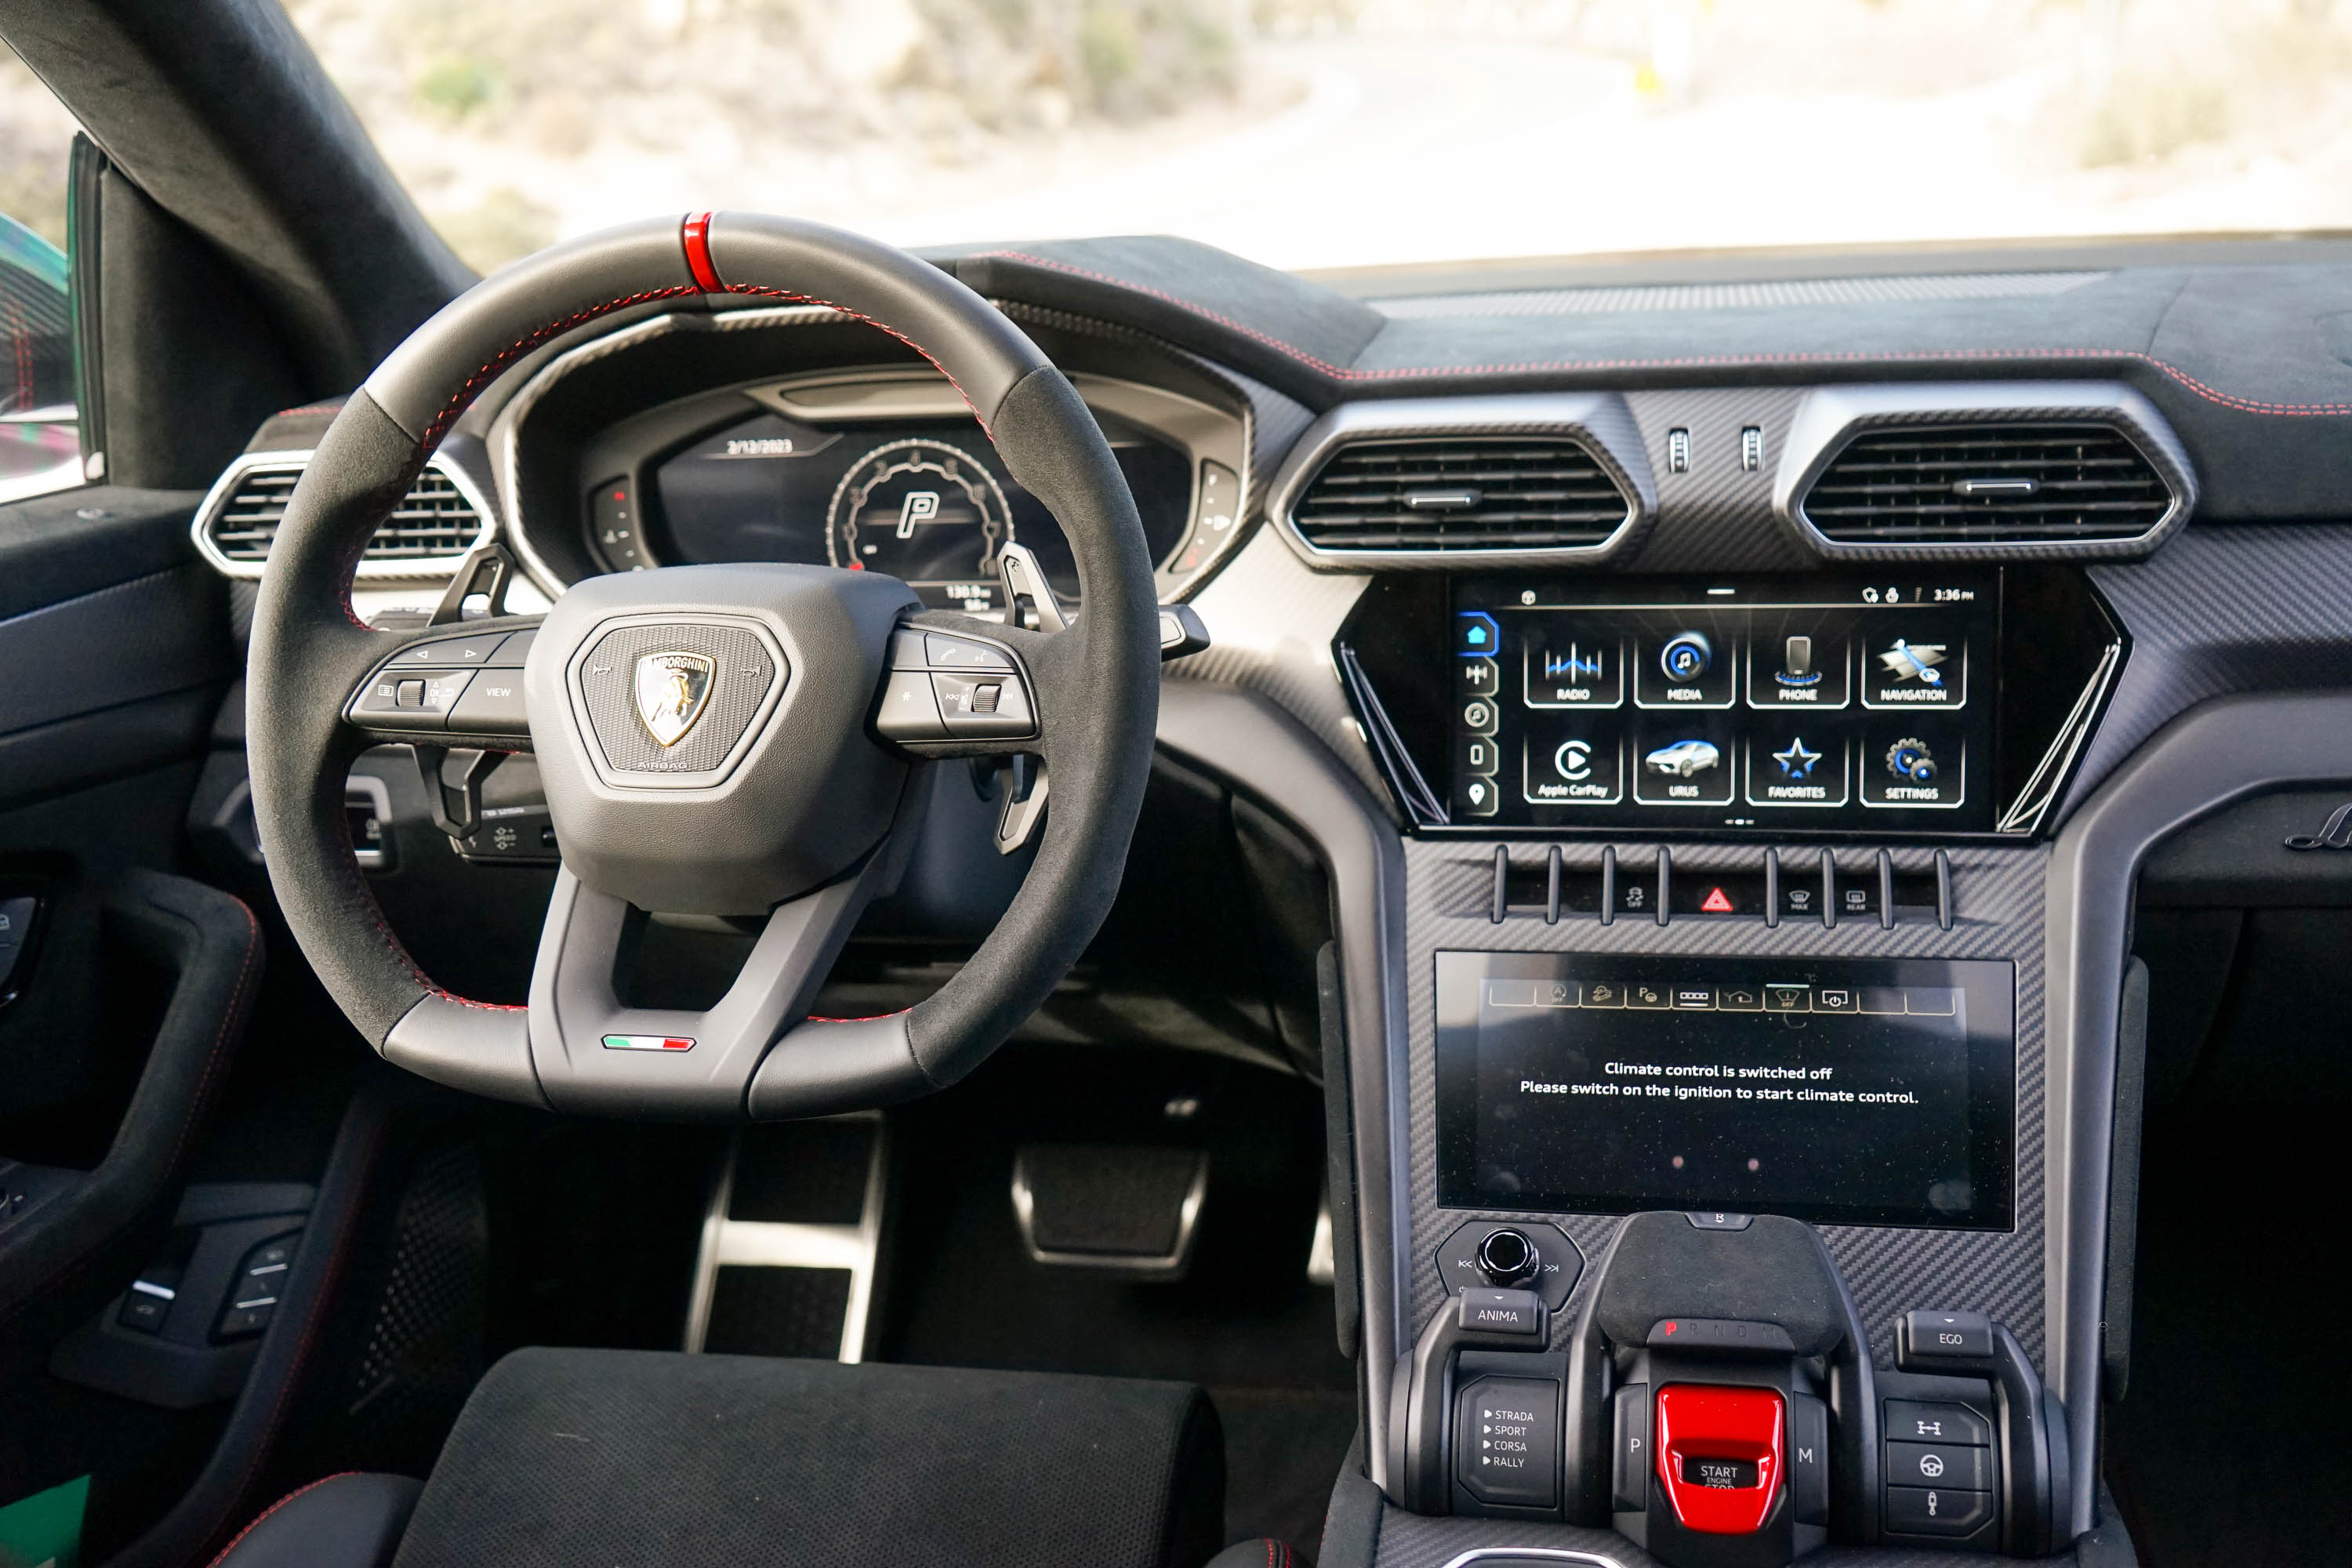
[1435, 953, 2014, 1229]
[1449, 577, 2001, 831]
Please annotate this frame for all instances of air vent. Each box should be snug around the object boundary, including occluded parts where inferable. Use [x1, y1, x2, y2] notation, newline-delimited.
[1291, 437, 1632, 552]
[1802, 423, 2175, 544]
[200, 457, 489, 574]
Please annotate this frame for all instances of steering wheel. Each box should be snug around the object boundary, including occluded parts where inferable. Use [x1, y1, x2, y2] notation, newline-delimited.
[245, 213, 1161, 1119]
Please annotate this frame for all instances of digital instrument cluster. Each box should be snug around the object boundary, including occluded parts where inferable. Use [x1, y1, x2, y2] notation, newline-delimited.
[1450, 578, 2002, 833]
[588, 408, 1225, 612]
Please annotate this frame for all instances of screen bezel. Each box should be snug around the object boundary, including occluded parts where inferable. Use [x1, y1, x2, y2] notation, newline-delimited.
[1434, 951, 2017, 1230]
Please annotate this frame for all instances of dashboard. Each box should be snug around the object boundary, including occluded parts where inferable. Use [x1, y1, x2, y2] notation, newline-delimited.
[183, 230, 2352, 1567]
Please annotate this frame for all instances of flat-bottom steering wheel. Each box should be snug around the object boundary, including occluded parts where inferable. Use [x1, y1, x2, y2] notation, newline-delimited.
[246, 213, 1161, 1119]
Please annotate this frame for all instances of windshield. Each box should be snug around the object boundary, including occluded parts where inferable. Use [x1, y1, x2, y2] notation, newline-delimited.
[282, 0, 2352, 278]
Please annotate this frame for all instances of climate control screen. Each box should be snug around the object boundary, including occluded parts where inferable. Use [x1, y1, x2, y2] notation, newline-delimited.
[1450, 577, 2000, 831]
[1434, 952, 2016, 1229]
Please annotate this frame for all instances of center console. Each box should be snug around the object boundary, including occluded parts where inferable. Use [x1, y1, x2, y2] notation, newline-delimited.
[1301, 567, 2125, 1568]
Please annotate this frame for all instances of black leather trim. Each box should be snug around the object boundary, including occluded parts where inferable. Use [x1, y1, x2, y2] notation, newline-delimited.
[746, 1013, 925, 1120]
[0, 872, 261, 1339]
[106, 1083, 416, 1568]
[361, 219, 699, 446]
[208, 1474, 421, 1568]
[245, 390, 452, 1047]
[702, 212, 1053, 428]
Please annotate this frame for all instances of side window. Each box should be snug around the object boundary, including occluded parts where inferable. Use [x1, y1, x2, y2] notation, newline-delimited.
[0, 39, 82, 503]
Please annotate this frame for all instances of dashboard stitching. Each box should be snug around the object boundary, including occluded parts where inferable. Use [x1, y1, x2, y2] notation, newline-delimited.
[970, 250, 2352, 417]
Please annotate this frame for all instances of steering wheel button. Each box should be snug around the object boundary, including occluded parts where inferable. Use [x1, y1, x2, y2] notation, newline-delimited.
[888, 630, 931, 670]
[925, 633, 1014, 671]
[448, 674, 528, 734]
[394, 631, 509, 666]
[395, 679, 426, 708]
[485, 629, 536, 668]
[875, 670, 948, 740]
[933, 672, 1033, 739]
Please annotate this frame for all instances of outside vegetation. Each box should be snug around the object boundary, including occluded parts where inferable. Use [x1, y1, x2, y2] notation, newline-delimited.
[7, 0, 2352, 277]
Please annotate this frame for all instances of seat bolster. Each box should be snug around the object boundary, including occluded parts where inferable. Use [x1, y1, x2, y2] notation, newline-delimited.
[209, 1473, 423, 1568]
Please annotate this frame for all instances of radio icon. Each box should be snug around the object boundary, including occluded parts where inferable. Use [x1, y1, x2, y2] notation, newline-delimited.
[1543, 644, 1606, 683]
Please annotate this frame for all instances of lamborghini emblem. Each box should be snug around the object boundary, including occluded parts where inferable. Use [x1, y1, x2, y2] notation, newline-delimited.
[633, 651, 715, 747]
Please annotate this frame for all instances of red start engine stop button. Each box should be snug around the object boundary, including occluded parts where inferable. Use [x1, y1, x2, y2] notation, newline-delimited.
[1654, 1384, 1784, 1534]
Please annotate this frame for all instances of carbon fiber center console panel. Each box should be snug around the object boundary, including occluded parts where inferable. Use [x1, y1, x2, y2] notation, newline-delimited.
[1397, 840, 2049, 1378]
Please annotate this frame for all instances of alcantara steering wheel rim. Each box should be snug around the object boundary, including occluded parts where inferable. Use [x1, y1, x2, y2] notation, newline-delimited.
[245, 212, 1162, 1120]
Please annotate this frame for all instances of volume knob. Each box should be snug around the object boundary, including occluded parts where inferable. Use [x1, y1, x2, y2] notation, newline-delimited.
[1475, 1227, 1541, 1287]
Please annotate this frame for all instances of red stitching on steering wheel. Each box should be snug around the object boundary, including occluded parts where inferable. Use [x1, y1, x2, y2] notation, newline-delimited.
[418, 285, 703, 452]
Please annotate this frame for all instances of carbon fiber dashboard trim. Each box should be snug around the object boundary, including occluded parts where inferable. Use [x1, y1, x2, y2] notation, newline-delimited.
[1399, 839, 2049, 1381]
[1772, 383, 2196, 564]
[1171, 528, 1388, 804]
[1618, 388, 1816, 573]
[2065, 524, 2352, 822]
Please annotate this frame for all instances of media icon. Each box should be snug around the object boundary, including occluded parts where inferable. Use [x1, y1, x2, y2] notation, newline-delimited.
[1660, 631, 1712, 682]
[1556, 740, 1595, 782]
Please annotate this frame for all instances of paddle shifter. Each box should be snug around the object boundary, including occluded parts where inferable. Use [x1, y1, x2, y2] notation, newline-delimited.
[1388, 1211, 2071, 1561]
